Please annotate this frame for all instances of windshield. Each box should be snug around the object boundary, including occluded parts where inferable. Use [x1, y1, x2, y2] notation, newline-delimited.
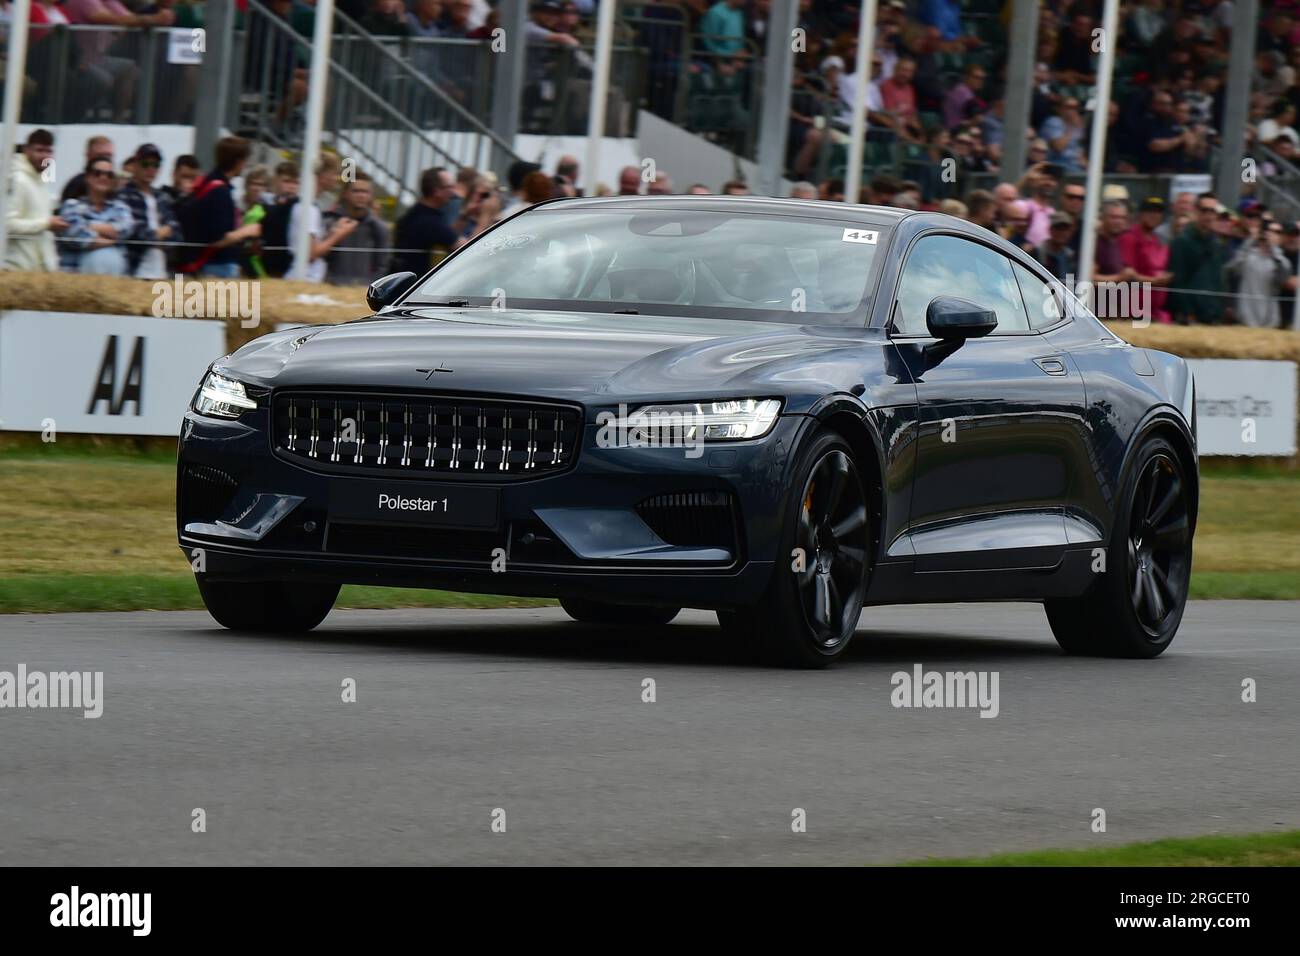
[409, 207, 890, 326]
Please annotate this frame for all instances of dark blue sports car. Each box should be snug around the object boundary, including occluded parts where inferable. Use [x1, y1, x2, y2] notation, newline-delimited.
[178, 196, 1196, 666]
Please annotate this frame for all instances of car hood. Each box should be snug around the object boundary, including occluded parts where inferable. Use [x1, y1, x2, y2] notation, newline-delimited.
[222, 308, 891, 412]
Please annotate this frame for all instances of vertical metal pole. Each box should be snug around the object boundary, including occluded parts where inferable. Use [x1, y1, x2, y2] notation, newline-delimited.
[755, 0, 799, 197]
[1077, 0, 1119, 304]
[491, 0, 528, 171]
[294, 0, 336, 280]
[1001, 0, 1040, 183]
[194, 0, 236, 165]
[0, 0, 32, 268]
[1291, 240, 1300, 332]
[844, 0, 877, 205]
[1216, 0, 1259, 209]
[585, 0, 618, 194]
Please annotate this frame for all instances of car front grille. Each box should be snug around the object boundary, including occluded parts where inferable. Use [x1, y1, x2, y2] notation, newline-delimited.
[272, 392, 582, 479]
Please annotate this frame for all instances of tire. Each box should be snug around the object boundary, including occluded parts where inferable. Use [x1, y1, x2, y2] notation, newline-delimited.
[718, 429, 870, 667]
[197, 578, 340, 633]
[560, 598, 680, 627]
[1045, 435, 1193, 658]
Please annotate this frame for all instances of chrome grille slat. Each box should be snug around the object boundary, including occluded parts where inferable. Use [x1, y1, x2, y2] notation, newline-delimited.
[274, 392, 579, 479]
[475, 406, 485, 471]
[308, 400, 319, 458]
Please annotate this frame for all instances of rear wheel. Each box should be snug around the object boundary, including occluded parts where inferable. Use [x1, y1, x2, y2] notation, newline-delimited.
[718, 430, 869, 667]
[197, 578, 340, 633]
[560, 598, 680, 627]
[1045, 436, 1192, 658]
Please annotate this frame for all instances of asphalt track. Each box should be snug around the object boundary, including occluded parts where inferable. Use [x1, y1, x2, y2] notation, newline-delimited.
[2, 601, 1297, 865]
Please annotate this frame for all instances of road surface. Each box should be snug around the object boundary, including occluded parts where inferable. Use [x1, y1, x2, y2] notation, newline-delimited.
[2, 601, 1296, 865]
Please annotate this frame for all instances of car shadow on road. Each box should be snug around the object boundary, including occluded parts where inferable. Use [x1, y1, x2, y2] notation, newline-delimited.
[190, 614, 1063, 669]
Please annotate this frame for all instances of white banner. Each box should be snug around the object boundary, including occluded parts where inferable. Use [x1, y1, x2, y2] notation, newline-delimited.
[0, 311, 225, 437]
[1187, 358, 1297, 456]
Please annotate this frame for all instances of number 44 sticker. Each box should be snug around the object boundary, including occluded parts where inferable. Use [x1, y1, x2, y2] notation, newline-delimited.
[842, 228, 878, 244]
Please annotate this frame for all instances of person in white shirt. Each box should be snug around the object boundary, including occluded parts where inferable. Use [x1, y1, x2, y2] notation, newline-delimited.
[288, 197, 356, 283]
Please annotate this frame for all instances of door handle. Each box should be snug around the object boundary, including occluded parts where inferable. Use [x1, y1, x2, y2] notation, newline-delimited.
[1034, 357, 1067, 376]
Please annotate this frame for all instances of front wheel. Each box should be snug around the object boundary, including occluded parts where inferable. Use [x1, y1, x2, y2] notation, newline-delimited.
[1045, 436, 1193, 658]
[197, 578, 340, 633]
[719, 430, 870, 667]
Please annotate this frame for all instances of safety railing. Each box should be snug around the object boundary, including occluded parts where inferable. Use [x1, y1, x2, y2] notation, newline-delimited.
[14, 23, 203, 125]
[1252, 143, 1300, 221]
[234, 0, 521, 205]
[326, 5, 520, 170]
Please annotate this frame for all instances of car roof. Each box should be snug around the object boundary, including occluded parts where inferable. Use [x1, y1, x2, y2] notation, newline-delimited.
[531, 193, 916, 224]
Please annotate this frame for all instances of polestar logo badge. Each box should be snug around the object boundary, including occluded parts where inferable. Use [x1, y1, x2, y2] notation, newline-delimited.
[416, 363, 454, 380]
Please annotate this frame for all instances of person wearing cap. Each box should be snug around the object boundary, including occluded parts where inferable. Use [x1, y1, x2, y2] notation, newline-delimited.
[1034, 212, 1078, 284]
[117, 143, 181, 279]
[1226, 213, 1291, 328]
[1118, 197, 1173, 323]
[526, 0, 581, 48]
[1168, 191, 1228, 324]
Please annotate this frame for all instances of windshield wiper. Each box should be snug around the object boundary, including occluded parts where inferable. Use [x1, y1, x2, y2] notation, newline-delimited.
[427, 299, 474, 307]
[613, 308, 639, 314]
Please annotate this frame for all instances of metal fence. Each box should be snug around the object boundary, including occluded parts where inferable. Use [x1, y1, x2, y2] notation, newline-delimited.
[13, 23, 202, 125]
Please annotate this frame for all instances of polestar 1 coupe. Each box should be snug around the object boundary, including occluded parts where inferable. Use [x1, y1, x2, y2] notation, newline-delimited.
[177, 196, 1197, 666]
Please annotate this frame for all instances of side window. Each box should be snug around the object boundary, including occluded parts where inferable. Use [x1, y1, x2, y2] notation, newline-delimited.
[893, 235, 1030, 335]
[1012, 261, 1065, 330]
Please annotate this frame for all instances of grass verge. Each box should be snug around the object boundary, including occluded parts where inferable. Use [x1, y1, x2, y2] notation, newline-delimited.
[909, 830, 1300, 866]
[1, 448, 1297, 611]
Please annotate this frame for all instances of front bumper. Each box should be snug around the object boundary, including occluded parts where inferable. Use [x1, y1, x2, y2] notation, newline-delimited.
[176, 407, 810, 610]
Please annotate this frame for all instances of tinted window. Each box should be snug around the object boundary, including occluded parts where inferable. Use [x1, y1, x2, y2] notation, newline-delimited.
[411, 208, 891, 326]
[893, 235, 1030, 335]
[1012, 261, 1064, 330]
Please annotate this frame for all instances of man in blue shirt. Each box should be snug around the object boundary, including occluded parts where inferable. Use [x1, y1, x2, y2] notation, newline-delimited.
[919, 0, 963, 43]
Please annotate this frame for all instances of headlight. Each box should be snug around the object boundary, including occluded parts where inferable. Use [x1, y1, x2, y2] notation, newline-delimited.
[193, 370, 257, 418]
[624, 398, 782, 442]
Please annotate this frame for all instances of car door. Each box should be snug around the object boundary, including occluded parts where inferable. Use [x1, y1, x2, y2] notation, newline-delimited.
[890, 233, 1089, 571]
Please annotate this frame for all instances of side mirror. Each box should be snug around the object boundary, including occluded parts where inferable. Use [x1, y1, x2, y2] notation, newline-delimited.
[926, 296, 998, 339]
[366, 272, 418, 312]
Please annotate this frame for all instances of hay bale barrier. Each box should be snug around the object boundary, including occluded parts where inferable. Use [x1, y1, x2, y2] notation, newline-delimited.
[0, 272, 370, 352]
[2, 271, 1295, 360]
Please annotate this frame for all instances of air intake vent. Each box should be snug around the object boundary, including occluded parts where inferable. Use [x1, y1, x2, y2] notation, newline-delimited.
[181, 464, 239, 523]
[636, 490, 738, 549]
[273, 392, 582, 479]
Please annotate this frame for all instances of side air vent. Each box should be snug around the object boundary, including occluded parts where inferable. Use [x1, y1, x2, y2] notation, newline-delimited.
[181, 464, 239, 523]
[636, 490, 738, 550]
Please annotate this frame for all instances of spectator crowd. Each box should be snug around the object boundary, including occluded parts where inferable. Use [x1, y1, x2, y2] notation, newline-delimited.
[4, 1, 1300, 328]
